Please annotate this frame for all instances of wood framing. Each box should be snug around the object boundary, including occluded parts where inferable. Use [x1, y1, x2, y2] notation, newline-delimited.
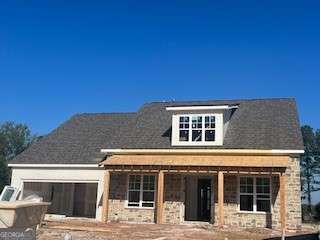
[102, 170, 110, 222]
[156, 170, 164, 224]
[101, 154, 289, 167]
[280, 173, 286, 230]
[218, 171, 224, 226]
[105, 165, 285, 174]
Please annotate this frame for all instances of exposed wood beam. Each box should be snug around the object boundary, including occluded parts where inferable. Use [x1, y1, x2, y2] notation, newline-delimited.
[102, 170, 110, 222]
[218, 171, 224, 226]
[110, 169, 159, 173]
[101, 154, 290, 167]
[156, 170, 165, 224]
[105, 165, 285, 174]
[280, 173, 286, 230]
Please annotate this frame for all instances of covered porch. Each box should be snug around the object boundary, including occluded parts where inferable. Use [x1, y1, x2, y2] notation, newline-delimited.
[100, 154, 289, 230]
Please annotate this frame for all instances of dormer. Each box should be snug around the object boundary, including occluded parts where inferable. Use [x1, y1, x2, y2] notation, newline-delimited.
[166, 105, 238, 146]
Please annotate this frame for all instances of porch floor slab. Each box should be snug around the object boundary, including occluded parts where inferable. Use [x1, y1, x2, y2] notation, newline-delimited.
[38, 219, 315, 240]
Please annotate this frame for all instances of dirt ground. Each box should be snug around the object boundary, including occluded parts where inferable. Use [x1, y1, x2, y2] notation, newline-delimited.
[37, 219, 316, 240]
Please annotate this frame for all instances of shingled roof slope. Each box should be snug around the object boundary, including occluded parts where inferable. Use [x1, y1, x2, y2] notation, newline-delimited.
[10, 98, 304, 165]
[121, 98, 303, 150]
[11, 113, 136, 164]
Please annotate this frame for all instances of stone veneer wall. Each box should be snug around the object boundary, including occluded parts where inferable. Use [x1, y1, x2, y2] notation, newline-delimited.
[272, 157, 302, 230]
[213, 156, 301, 230]
[107, 172, 186, 224]
[107, 157, 301, 229]
[107, 173, 155, 223]
[212, 175, 274, 228]
[163, 174, 185, 224]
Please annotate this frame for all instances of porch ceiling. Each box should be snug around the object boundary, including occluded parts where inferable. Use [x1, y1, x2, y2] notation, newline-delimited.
[100, 154, 289, 168]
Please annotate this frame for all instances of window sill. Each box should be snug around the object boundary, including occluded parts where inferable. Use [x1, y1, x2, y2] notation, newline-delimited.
[172, 141, 222, 146]
[125, 206, 155, 210]
[237, 211, 271, 215]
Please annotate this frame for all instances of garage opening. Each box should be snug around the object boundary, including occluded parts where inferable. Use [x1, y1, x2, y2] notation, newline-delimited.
[23, 182, 98, 218]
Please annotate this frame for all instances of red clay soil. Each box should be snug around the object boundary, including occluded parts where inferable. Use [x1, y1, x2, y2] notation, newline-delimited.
[37, 219, 313, 240]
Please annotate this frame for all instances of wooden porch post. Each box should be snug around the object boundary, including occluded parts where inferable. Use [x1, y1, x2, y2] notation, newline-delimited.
[280, 173, 286, 230]
[102, 170, 110, 222]
[156, 170, 164, 224]
[218, 171, 224, 226]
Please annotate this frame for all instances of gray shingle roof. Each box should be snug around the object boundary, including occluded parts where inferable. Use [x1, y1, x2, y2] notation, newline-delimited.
[11, 113, 136, 164]
[11, 98, 304, 165]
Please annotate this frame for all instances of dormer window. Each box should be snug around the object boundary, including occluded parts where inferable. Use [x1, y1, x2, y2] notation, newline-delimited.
[178, 114, 217, 144]
[167, 104, 237, 146]
[171, 112, 223, 146]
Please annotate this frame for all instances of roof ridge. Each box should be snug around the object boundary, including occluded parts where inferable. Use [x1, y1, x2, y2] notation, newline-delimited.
[140, 97, 296, 106]
[73, 112, 136, 116]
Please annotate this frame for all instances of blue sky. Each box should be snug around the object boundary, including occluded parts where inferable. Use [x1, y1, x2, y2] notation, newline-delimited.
[1, 1, 320, 135]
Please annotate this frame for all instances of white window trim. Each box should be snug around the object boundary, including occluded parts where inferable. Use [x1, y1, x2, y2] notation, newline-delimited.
[172, 113, 223, 146]
[237, 175, 272, 214]
[125, 174, 157, 209]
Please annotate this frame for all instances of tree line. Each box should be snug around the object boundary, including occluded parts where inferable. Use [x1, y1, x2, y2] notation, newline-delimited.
[301, 125, 320, 220]
[0, 122, 36, 190]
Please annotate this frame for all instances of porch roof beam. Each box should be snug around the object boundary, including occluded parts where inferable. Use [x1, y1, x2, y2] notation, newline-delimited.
[101, 154, 290, 168]
[105, 165, 285, 174]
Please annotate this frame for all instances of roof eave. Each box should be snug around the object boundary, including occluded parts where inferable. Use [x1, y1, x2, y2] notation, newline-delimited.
[100, 148, 305, 156]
